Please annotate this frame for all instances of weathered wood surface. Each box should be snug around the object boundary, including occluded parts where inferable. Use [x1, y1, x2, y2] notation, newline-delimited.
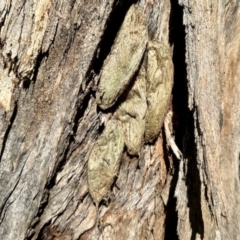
[1, 0, 240, 239]
[175, 0, 240, 239]
[0, 0, 171, 239]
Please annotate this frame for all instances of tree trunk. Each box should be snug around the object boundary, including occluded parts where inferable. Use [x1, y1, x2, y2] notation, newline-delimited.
[174, 1, 240, 239]
[0, 0, 239, 240]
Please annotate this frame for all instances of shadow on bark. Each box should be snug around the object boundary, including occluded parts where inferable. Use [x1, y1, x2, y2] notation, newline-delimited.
[165, 0, 204, 239]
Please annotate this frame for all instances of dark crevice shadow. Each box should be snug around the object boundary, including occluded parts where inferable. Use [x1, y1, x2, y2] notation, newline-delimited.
[164, 0, 187, 239]
[162, 126, 179, 240]
[167, 0, 204, 239]
[21, 51, 49, 89]
[186, 111, 204, 240]
[0, 104, 18, 161]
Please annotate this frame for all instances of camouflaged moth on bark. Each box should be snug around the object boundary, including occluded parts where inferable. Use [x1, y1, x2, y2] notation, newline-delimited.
[144, 41, 173, 143]
[88, 4, 173, 205]
[114, 62, 147, 156]
[96, 5, 148, 110]
[88, 119, 124, 205]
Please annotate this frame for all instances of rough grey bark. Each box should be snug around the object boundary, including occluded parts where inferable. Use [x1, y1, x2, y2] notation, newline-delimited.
[0, 0, 239, 240]
[0, 0, 171, 240]
[175, 0, 240, 239]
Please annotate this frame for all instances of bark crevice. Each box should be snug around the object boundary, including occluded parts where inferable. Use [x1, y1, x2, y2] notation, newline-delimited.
[186, 111, 204, 239]
[0, 104, 18, 160]
[164, 0, 195, 239]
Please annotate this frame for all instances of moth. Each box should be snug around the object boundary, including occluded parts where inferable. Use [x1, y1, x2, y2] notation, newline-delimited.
[96, 5, 148, 110]
[88, 119, 124, 206]
[88, 4, 173, 205]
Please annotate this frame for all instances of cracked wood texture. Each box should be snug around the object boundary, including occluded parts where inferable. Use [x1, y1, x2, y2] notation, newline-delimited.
[0, 0, 172, 240]
[0, 1, 240, 240]
[175, 0, 240, 239]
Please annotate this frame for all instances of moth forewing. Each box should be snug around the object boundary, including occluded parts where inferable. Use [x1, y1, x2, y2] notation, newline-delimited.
[96, 5, 148, 110]
[145, 41, 173, 143]
[87, 120, 124, 205]
[114, 63, 147, 156]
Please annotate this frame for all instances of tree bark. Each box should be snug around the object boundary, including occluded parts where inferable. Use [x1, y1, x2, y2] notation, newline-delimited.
[0, 0, 239, 240]
[174, 1, 240, 239]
